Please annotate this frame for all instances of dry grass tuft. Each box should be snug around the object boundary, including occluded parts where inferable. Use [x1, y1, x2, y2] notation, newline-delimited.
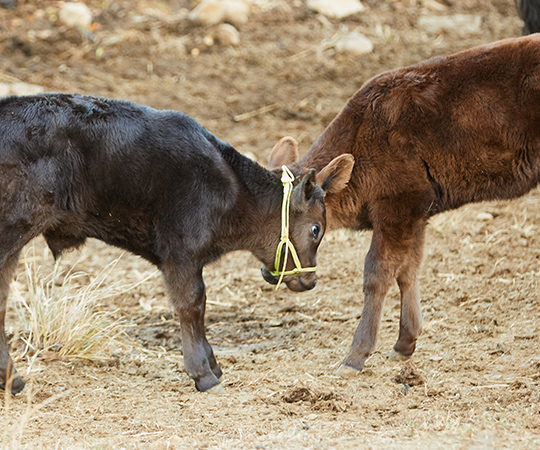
[10, 248, 142, 362]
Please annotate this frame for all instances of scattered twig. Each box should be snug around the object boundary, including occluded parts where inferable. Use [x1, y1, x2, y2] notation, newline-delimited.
[0, 73, 22, 83]
[233, 103, 279, 122]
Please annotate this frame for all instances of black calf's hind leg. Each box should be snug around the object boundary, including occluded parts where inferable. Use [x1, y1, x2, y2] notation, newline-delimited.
[161, 261, 223, 393]
[0, 252, 25, 394]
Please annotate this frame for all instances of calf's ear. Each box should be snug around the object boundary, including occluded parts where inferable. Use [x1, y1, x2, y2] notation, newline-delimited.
[291, 168, 317, 212]
[316, 154, 354, 195]
[269, 137, 299, 170]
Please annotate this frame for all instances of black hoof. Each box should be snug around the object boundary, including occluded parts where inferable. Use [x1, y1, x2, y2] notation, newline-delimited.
[0, 375, 26, 395]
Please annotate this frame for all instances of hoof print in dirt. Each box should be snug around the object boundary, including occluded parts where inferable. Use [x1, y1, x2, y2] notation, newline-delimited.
[282, 387, 352, 412]
[394, 362, 425, 388]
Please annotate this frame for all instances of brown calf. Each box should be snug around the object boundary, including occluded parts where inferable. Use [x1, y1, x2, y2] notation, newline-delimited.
[270, 35, 540, 375]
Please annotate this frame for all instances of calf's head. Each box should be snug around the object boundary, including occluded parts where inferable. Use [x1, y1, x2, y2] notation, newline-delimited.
[261, 137, 354, 292]
[260, 168, 324, 292]
[268, 136, 356, 229]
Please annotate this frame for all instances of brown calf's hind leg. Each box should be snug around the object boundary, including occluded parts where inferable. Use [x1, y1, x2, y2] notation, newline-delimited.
[0, 251, 25, 394]
[161, 262, 223, 393]
[390, 223, 426, 360]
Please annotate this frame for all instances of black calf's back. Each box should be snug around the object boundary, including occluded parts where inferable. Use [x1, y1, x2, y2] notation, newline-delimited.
[0, 94, 241, 265]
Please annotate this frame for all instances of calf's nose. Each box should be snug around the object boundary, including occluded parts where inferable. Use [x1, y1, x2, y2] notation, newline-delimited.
[299, 276, 317, 291]
[261, 264, 278, 285]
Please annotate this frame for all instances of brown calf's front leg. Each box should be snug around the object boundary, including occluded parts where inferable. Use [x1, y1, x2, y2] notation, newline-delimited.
[336, 229, 395, 375]
[336, 217, 427, 375]
[0, 251, 25, 394]
[161, 261, 223, 393]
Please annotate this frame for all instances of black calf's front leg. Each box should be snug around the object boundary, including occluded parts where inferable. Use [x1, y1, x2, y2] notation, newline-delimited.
[161, 261, 223, 393]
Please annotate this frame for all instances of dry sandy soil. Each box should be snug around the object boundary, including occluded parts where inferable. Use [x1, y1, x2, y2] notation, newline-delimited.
[1, 0, 540, 448]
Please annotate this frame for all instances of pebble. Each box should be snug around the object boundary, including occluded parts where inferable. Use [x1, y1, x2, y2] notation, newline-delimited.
[476, 212, 494, 221]
[422, 0, 447, 12]
[0, 83, 9, 97]
[307, 0, 365, 19]
[0, 82, 45, 96]
[216, 23, 240, 46]
[418, 14, 482, 37]
[243, 151, 257, 161]
[189, 0, 249, 26]
[335, 32, 373, 55]
[203, 35, 215, 46]
[58, 2, 93, 29]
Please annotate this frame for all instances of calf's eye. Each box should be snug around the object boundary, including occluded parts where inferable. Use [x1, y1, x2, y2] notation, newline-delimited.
[311, 224, 321, 239]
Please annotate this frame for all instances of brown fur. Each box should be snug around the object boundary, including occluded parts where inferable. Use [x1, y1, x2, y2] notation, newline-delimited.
[270, 35, 540, 373]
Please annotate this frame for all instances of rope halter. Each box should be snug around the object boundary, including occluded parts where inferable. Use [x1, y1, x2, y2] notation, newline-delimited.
[270, 165, 317, 289]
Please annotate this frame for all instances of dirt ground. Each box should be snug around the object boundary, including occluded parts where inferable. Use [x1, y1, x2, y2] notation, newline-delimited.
[1, 0, 540, 448]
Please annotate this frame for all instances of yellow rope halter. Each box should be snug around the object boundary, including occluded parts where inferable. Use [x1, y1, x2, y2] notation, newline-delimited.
[270, 165, 317, 289]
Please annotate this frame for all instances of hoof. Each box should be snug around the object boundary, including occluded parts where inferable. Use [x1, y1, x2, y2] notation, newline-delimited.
[205, 383, 225, 395]
[334, 364, 362, 378]
[0, 375, 26, 395]
[388, 349, 411, 361]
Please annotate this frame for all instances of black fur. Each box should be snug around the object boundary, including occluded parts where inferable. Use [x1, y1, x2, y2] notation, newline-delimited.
[0, 93, 326, 393]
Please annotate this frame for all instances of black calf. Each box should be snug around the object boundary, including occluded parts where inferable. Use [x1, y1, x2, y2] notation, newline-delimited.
[0, 93, 352, 393]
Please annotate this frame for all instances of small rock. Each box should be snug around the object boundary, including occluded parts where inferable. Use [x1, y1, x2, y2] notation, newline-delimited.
[307, 0, 365, 19]
[189, 0, 249, 26]
[216, 23, 240, 46]
[58, 2, 93, 29]
[9, 82, 45, 96]
[189, 0, 226, 25]
[422, 0, 447, 12]
[243, 151, 257, 161]
[0, 83, 10, 97]
[335, 31, 373, 55]
[203, 35, 215, 46]
[477, 212, 493, 221]
[223, 0, 249, 25]
[418, 14, 482, 37]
